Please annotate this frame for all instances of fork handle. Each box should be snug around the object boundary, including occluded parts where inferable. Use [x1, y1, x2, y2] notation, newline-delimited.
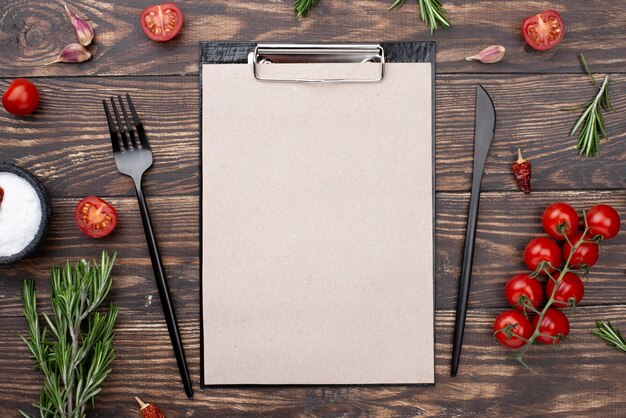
[134, 179, 193, 398]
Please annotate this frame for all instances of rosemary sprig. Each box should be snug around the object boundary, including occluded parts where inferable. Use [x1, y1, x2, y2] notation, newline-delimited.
[293, 0, 451, 33]
[568, 54, 614, 157]
[19, 252, 118, 418]
[592, 320, 626, 354]
[389, 0, 451, 34]
[294, 0, 319, 19]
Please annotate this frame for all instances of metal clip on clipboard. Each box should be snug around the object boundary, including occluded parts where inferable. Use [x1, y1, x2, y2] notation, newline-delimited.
[251, 44, 385, 83]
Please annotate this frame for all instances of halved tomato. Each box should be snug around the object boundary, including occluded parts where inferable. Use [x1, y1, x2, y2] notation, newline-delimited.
[140, 2, 183, 42]
[75, 196, 118, 238]
[522, 10, 564, 51]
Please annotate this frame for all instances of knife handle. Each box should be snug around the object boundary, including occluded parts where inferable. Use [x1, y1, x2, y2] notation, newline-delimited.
[451, 182, 481, 377]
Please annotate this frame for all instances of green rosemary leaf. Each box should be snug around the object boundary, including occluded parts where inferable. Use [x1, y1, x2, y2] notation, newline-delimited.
[570, 103, 591, 134]
[597, 108, 607, 138]
[294, 0, 319, 18]
[592, 320, 626, 354]
[388, 0, 406, 11]
[20, 252, 118, 418]
[602, 84, 615, 111]
[579, 53, 599, 89]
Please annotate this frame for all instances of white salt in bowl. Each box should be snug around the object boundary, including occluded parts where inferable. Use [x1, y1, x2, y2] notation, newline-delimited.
[0, 163, 51, 265]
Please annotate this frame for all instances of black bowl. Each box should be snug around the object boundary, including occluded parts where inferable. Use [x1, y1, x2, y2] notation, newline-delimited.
[0, 163, 51, 265]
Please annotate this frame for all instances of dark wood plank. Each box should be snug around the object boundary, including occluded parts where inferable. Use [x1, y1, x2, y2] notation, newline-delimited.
[0, 74, 624, 197]
[0, 76, 199, 198]
[1, 191, 624, 318]
[2, 307, 625, 417]
[437, 74, 626, 192]
[435, 190, 626, 311]
[0, 0, 625, 76]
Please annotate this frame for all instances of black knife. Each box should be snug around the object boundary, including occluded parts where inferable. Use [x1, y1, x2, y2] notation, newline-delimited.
[451, 84, 496, 377]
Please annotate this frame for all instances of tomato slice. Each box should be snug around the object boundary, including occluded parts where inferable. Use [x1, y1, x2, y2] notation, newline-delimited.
[140, 2, 183, 42]
[522, 10, 564, 51]
[75, 196, 118, 238]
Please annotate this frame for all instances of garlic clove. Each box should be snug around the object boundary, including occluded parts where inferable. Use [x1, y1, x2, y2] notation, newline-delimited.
[46, 43, 92, 65]
[466, 45, 506, 64]
[64, 2, 94, 46]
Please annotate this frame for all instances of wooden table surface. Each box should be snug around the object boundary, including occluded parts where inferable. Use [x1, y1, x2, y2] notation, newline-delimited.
[1, 1, 625, 416]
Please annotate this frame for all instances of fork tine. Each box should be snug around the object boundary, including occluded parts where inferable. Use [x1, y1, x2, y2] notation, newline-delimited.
[110, 97, 130, 150]
[117, 95, 138, 149]
[102, 100, 121, 153]
[126, 94, 150, 149]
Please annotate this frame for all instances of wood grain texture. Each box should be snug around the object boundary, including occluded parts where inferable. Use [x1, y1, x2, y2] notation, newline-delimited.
[1, 1, 626, 416]
[0, 0, 625, 76]
[0, 74, 624, 197]
[1, 191, 624, 317]
[1, 307, 625, 417]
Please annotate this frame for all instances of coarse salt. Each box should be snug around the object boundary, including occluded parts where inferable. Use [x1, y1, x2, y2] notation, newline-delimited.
[0, 171, 43, 257]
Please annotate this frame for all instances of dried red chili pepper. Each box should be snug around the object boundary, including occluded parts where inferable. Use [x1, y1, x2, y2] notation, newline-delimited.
[0, 187, 4, 208]
[512, 148, 532, 194]
[136, 397, 166, 418]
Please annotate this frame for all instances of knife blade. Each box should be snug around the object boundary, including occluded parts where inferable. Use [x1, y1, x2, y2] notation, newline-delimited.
[451, 84, 496, 377]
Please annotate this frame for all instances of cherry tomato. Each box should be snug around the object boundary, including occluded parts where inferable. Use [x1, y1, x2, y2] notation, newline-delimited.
[505, 274, 543, 312]
[522, 10, 564, 51]
[493, 310, 533, 349]
[562, 232, 599, 268]
[74, 196, 118, 238]
[545, 272, 584, 308]
[523, 237, 562, 274]
[2, 78, 39, 116]
[140, 2, 183, 42]
[585, 204, 621, 240]
[542, 203, 579, 240]
[531, 308, 569, 345]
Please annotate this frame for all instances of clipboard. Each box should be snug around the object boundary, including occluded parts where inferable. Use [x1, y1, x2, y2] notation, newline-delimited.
[199, 41, 435, 386]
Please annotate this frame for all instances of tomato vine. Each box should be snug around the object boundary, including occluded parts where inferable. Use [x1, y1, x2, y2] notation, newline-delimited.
[495, 205, 619, 372]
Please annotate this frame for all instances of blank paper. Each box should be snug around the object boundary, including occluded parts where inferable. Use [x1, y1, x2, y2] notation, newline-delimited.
[201, 61, 434, 385]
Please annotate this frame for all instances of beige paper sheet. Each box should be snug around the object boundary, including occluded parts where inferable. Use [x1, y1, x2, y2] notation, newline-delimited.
[202, 61, 434, 385]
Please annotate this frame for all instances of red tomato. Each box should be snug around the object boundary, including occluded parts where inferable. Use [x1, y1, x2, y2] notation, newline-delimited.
[542, 203, 579, 240]
[2, 78, 39, 116]
[522, 10, 564, 51]
[140, 2, 183, 42]
[545, 272, 584, 308]
[531, 308, 569, 345]
[523, 237, 562, 274]
[74, 196, 118, 238]
[493, 310, 533, 349]
[562, 232, 599, 268]
[505, 274, 543, 312]
[586, 204, 621, 240]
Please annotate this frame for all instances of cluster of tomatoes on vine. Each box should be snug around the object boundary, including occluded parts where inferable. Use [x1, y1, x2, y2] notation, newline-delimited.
[494, 203, 621, 352]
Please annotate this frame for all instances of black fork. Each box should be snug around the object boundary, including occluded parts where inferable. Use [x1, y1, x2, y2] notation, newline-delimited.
[103, 95, 193, 398]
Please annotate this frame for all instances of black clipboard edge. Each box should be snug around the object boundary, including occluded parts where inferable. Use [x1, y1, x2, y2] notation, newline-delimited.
[198, 41, 436, 389]
[199, 41, 434, 64]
